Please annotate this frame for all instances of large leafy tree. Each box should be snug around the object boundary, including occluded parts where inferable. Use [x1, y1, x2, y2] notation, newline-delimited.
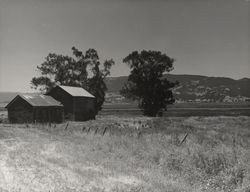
[120, 50, 178, 117]
[31, 47, 114, 113]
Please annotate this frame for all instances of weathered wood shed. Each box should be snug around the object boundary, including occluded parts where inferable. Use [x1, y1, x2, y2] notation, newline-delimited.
[5, 94, 64, 123]
[46, 85, 96, 121]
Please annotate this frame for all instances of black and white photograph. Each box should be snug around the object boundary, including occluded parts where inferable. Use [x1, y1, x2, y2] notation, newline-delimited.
[0, 0, 249, 191]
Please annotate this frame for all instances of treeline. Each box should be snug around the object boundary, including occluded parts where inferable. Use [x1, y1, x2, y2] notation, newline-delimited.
[32, 48, 178, 116]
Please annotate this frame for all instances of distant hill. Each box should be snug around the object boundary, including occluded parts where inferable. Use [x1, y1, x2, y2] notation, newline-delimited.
[105, 74, 250, 103]
[1, 74, 249, 104]
[0, 92, 39, 104]
[0, 92, 21, 103]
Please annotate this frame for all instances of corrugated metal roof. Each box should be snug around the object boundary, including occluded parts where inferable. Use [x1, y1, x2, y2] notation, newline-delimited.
[58, 85, 95, 98]
[17, 94, 63, 107]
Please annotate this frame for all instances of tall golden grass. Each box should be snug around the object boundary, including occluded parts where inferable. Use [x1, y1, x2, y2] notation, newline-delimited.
[0, 116, 249, 191]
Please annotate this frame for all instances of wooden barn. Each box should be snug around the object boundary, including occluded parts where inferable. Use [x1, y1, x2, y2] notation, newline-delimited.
[46, 85, 96, 121]
[5, 94, 64, 123]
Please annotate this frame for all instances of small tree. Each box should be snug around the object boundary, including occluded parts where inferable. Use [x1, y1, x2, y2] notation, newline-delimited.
[31, 47, 114, 114]
[120, 50, 178, 116]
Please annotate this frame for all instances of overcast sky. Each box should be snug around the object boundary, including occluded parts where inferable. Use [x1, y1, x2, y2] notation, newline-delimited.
[0, 0, 249, 92]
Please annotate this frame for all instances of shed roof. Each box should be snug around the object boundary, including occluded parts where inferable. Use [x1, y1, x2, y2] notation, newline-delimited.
[58, 85, 95, 98]
[5, 94, 63, 108]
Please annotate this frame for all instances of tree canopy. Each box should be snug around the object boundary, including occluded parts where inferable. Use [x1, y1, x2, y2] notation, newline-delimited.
[120, 50, 178, 116]
[31, 47, 114, 113]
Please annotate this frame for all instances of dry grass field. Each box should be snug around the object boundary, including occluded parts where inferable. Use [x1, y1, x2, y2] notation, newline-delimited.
[0, 115, 250, 192]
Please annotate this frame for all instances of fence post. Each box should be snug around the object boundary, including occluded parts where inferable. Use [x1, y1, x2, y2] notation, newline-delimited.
[65, 122, 69, 130]
[94, 127, 98, 135]
[102, 127, 108, 136]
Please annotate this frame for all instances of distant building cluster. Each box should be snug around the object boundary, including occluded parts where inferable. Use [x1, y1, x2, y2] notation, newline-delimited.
[105, 91, 250, 104]
[105, 92, 126, 103]
[223, 95, 250, 103]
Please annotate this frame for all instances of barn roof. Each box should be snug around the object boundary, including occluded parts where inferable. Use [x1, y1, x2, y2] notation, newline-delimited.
[5, 94, 63, 108]
[58, 85, 95, 98]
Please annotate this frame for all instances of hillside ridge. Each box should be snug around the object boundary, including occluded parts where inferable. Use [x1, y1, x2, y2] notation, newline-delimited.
[105, 74, 250, 103]
[0, 74, 249, 103]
